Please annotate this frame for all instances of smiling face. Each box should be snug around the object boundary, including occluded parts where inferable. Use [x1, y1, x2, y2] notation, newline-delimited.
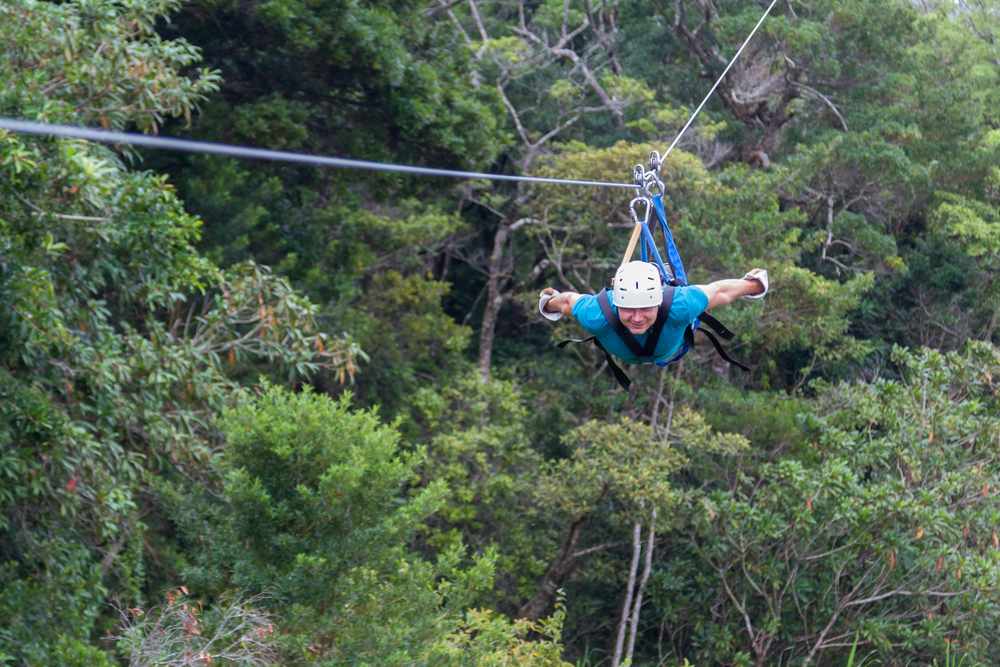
[618, 305, 660, 335]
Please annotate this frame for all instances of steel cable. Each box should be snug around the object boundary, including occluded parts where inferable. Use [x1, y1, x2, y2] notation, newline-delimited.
[1, 2, 775, 188]
[0, 118, 639, 190]
[657, 0, 779, 166]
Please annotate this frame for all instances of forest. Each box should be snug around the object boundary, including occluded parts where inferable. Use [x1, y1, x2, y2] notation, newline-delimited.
[2, 0, 1000, 665]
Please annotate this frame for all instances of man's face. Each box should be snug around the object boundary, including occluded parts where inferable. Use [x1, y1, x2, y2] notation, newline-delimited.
[618, 306, 659, 335]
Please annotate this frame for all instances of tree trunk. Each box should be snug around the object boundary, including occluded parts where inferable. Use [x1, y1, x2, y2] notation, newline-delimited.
[100, 535, 128, 572]
[650, 365, 667, 426]
[477, 221, 511, 382]
[519, 514, 589, 621]
[625, 508, 656, 664]
[612, 519, 643, 667]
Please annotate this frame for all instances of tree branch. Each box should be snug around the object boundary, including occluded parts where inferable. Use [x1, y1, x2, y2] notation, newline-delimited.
[790, 81, 848, 131]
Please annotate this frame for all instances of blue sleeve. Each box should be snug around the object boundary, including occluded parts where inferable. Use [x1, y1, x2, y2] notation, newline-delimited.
[667, 286, 709, 326]
[572, 294, 613, 337]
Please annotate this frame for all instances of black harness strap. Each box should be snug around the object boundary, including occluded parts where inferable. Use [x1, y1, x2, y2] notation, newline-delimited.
[595, 287, 674, 359]
[557, 335, 634, 391]
[559, 287, 676, 391]
[558, 287, 749, 391]
[697, 312, 736, 341]
[690, 327, 751, 371]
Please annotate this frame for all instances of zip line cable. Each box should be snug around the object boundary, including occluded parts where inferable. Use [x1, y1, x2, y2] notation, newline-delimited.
[0, 4, 774, 189]
[0, 118, 639, 190]
[657, 0, 779, 168]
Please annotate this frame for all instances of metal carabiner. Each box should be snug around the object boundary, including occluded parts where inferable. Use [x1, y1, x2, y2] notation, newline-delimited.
[628, 195, 653, 226]
[643, 151, 666, 197]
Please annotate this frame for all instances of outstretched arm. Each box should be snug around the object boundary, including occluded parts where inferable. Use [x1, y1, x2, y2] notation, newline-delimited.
[697, 269, 766, 310]
[540, 287, 581, 317]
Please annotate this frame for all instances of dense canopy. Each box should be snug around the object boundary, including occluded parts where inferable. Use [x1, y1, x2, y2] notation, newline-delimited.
[3, 0, 1000, 665]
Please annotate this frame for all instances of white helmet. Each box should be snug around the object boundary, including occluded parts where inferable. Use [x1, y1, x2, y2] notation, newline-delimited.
[613, 262, 663, 308]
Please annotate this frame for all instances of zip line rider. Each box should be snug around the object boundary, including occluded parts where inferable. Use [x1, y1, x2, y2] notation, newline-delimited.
[538, 262, 767, 387]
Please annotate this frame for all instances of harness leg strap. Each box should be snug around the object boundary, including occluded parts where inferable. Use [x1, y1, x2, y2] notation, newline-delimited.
[557, 336, 632, 391]
[593, 338, 632, 391]
[698, 312, 737, 341]
[698, 329, 751, 372]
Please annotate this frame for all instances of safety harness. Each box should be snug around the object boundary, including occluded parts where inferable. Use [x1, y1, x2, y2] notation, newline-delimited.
[559, 162, 748, 391]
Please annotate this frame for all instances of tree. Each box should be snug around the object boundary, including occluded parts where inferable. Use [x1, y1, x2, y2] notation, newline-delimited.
[649, 343, 1000, 666]
[153, 0, 510, 300]
[0, 1, 358, 662]
[165, 382, 571, 666]
[340, 269, 472, 416]
[653, 0, 920, 164]
[408, 373, 549, 610]
[0, 0, 221, 134]
[524, 414, 746, 624]
[167, 0, 508, 168]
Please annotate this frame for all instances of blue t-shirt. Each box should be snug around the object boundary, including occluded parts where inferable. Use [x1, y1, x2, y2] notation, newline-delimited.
[572, 286, 709, 364]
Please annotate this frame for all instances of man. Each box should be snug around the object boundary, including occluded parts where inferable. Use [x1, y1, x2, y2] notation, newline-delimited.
[538, 261, 767, 372]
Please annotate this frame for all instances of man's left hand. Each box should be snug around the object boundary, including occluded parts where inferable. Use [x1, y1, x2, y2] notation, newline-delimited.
[741, 269, 768, 300]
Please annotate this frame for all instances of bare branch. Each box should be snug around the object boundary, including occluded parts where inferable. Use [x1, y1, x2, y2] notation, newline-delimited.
[573, 541, 623, 558]
[425, 0, 465, 17]
[790, 81, 848, 131]
[466, 0, 489, 58]
[14, 192, 111, 221]
[438, 0, 476, 52]
[111, 589, 277, 667]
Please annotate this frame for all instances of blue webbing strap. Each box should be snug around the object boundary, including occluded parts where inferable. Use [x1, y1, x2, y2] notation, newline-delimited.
[651, 195, 688, 286]
[660, 321, 695, 367]
[639, 223, 671, 284]
[646, 194, 692, 366]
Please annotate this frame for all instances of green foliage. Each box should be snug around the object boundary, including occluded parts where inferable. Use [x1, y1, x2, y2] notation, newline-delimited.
[167, 382, 570, 666]
[155, 0, 511, 285]
[341, 270, 471, 415]
[409, 374, 551, 604]
[166, 382, 445, 615]
[449, 601, 572, 667]
[0, 1, 358, 663]
[540, 418, 687, 521]
[540, 412, 747, 525]
[0, 0, 221, 131]
[176, 0, 507, 167]
[935, 192, 1000, 258]
[8, 0, 1000, 664]
[652, 344, 1000, 665]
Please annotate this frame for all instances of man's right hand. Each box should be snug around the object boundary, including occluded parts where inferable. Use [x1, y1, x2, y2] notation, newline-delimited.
[539, 288, 563, 321]
[539, 288, 582, 318]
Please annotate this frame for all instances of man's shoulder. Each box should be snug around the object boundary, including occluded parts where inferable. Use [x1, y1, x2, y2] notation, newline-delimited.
[666, 284, 708, 322]
[573, 291, 613, 335]
[572, 291, 600, 311]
